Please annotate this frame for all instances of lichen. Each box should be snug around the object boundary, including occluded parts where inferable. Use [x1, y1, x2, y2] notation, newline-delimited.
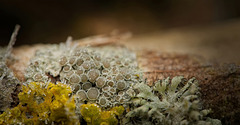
[0, 46, 20, 113]
[0, 82, 79, 125]
[124, 76, 221, 125]
[0, 27, 224, 124]
[0, 25, 21, 113]
[25, 43, 142, 109]
[0, 60, 20, 113]
[23, 43, 222, 124]
[80, 103, 124, 125]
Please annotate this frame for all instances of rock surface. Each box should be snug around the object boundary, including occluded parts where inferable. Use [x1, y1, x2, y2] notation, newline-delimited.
[3, 36, 239, 124]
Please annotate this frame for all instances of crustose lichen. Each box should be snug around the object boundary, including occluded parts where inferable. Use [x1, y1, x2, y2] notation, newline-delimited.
[0, 25, 20, 113]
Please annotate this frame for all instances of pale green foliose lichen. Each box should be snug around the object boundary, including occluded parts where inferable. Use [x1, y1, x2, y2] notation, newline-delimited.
[124, 76, 221, 125]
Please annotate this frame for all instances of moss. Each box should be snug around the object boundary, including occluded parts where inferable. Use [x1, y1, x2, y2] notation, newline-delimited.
[0, 82, 79, 125]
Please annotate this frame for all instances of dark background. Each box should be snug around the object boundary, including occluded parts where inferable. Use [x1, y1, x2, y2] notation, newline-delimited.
[0, 0, 240, 46]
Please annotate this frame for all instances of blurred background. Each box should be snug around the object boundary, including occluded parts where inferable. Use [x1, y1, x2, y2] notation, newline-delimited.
[0, 0, 240, 63]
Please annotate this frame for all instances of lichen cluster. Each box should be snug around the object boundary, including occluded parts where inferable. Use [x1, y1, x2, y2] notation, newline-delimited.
[0, 82, 79, 125]
[0, 35, 222, 124]
[25, 44, 142, 109]
[80, 103, 124, 125]
[124, 76, 221, 125]
[0, 47, 20, 113]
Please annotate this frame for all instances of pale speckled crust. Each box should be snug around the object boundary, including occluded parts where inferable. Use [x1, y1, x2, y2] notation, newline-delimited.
[0, 25, 21, 112]
[24, 42, 143, 109]
[10, 44, 49, 81]
[0, 47, 20, 113]
[123, 76, 221, 125]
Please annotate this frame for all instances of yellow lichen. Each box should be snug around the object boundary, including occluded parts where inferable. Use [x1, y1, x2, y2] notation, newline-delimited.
[80, 103, 124, 125]
[0, 82, 80, 125]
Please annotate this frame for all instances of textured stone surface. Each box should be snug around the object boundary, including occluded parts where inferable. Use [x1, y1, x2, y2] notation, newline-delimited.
[3, 36, 239, 124]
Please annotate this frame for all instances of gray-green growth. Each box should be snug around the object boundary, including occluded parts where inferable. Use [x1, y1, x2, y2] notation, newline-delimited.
[124, 76, 221, 125]
[0, 58, 20, 113]
[0, 25, 20, 113]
